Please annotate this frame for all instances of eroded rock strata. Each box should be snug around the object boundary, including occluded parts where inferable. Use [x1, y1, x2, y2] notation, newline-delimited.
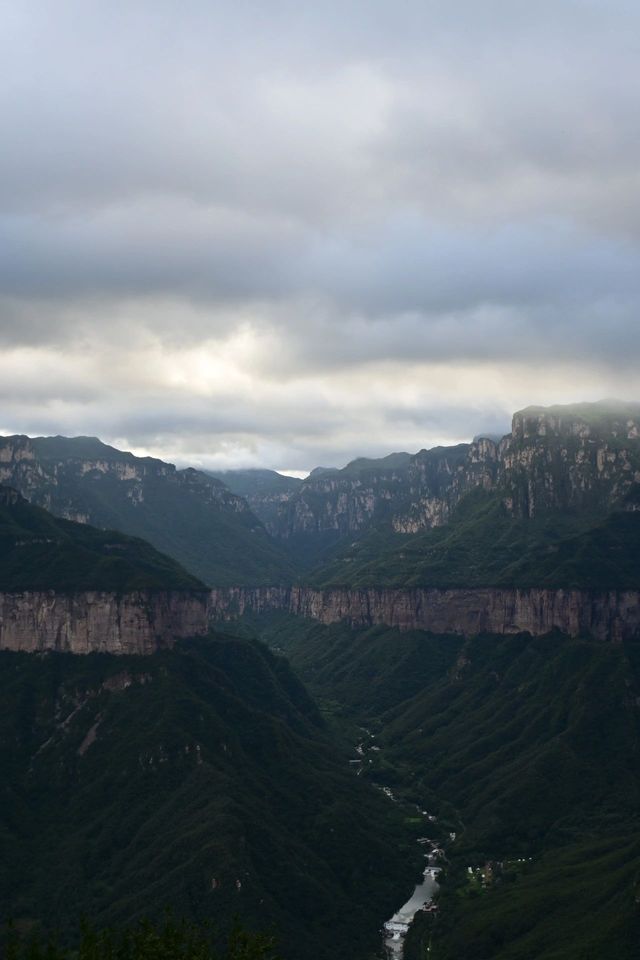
[5, 584, 638, 654]
[260, 403, 640, 539]
[209, 586, 640, 642]
[0, 589, 209, 654]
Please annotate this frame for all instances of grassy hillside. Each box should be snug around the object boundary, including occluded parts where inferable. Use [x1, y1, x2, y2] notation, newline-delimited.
[0, 487, 204, 592]
[310, 489, 640, 590]
[0, 634, 420, 960]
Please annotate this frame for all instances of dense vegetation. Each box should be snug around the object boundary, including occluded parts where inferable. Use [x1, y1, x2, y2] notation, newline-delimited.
[3, 405, 640, 959]
[0, 487, 204, 592]
[2, 917, 280, 960]
[309, 488, 640, 589]
[0, 437, 295, 587]
[421, 831, 640, 960]
[0, 634, 420, 960]
[242, 613, 640, 959]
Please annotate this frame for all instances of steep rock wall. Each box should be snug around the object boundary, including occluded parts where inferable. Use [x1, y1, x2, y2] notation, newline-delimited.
[0, 590, 210, 654]
[267, 404, 640, 539]
[209, 586, 640, 642]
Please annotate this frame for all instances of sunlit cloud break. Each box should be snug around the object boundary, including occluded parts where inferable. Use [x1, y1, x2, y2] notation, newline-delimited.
[1, 0, 638, 470]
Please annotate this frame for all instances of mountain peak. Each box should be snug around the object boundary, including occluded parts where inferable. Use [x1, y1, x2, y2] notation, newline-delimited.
[513, 399, 640, 441]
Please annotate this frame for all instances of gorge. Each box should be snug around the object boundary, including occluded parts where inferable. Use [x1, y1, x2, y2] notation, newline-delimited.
[2, 400, 640, 960]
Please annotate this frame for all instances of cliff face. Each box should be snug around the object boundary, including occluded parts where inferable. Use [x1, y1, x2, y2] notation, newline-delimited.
[0, 434, 247, 520]
[0, 589, 210, 654]
[267, 402, 640, 540]
[209, 586, 640, 642]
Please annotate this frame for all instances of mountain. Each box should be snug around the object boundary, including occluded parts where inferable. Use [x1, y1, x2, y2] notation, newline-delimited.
[203, 403, 640, 957]
[0, 484, 209, 654]
[241, 613, 640, 960]
[206, 469, 303, 535]
[206, 402, 640, 639]
[259, 400, 640, 556]
[304, 400, 640, 591]
[0, 484, 204, 593]
[0, 634, 420, 960]
[4, 399, 640, 959]
[309, 488, 640, 591]
[0, 435, 295, 587]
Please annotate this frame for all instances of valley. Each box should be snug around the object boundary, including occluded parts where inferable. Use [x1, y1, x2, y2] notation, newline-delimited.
[4, 1, 638, 955]
[239, 613, 640, 959]
[1, 399, 640, 959]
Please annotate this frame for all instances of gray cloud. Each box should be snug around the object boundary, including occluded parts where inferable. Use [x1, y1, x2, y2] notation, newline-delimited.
[0, 0, 638, 469]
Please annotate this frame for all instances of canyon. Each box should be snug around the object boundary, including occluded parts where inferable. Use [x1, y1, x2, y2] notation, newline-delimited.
[2, 401, 640, 655]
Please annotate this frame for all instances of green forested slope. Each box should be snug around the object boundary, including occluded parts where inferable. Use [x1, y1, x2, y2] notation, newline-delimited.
[0, 486, 204, 591]
[382, 632, 640, 855]
[243, 614, 640, 959]
[423, 832, 640, 960]
[310, 489, 640, 590]
[0, 436, 295, 586]
[0, 634, 419, 960]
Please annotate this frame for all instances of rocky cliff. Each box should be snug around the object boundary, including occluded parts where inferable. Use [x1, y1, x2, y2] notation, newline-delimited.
[265, 400, 640, 541]
[209, 585, 640, 642]
[0, 434, 247, 520]
[0, 589, 210, 654]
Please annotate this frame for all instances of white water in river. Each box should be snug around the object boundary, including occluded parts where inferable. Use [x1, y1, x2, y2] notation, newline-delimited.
[383, 861, 440, 959]
[353, 732, 441, 959]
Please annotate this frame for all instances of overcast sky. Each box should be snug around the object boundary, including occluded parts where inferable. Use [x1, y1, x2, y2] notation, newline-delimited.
[1, 1, 639, 473]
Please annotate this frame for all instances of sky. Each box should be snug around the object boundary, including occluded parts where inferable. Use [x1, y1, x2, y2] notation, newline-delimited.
[1, 0, 639, 473]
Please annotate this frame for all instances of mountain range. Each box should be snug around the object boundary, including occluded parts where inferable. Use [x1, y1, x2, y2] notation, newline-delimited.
[0, 435, 294, 587]
[1, 399, 640, 960]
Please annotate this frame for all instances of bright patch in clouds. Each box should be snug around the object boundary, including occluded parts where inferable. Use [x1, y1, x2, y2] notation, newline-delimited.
[1, 1, 638, 471]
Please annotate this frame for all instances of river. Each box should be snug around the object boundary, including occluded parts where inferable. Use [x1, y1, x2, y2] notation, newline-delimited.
[352, 729, 442, 959]
[383, 857, 440, 959]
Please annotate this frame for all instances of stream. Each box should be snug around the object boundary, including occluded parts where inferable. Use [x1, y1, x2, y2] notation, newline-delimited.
[382, 857, 440, 959]
[352, 729, 442, 959]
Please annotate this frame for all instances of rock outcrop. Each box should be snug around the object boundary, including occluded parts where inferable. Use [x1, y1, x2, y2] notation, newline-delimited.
[209, 585, 640, 642]
[0, 589, 210, 654]
[0, 434, 248, 520]
[262, 401, 640, 541]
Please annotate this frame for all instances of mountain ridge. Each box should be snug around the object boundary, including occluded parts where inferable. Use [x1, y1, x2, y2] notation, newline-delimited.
[219, 400, 640, 554]
[0, 435, 295, 587]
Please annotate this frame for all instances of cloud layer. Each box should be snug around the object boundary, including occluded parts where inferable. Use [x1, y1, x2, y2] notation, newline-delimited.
[1, 1, 638, 471]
